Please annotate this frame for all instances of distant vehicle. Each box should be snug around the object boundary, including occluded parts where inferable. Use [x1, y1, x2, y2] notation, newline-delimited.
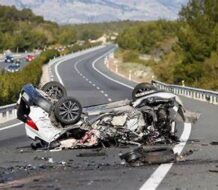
[25, 55, 35, 62]
[6, 64, 20, 72]
[4, 55, 14, 63]
[15, 59, 21, 66]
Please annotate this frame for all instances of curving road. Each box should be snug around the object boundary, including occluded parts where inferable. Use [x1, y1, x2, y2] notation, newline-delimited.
[0, 45, 218, 190]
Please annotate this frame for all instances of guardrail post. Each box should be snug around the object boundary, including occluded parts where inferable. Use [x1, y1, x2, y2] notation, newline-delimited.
[151, 80, 218, 105]
[211, 96, 214, 104]
[115, 64, 118, 73]
[129, 70, 132, 80]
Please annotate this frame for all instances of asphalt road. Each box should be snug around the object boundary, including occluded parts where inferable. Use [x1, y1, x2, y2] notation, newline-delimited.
[0, 45, 218, 190]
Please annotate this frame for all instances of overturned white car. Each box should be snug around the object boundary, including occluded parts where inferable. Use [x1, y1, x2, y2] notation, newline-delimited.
[17, 81, 187, 150]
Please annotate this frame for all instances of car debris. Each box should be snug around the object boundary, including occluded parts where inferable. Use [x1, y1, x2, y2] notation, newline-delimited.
[209, 169, 218, 173]
[183, 110, 201, 124]
[210, 142, 218, 146]
[16, 81, 199, 151]
[33, 156, 50, 161]
[48, 158, 54, 164]
[119, 146, 176, 165]
[176, 149, 197, 162]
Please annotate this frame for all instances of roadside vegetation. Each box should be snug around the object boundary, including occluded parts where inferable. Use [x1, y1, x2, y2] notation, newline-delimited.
[0, 41, 103, 106]
[0, 5, 102, 51]
[0, 49, 59, 105]
[1, 0, 217, 106]
[117, 0, 218, 90]
[0, 5, 114, 105]
[0, 5, 136, 52]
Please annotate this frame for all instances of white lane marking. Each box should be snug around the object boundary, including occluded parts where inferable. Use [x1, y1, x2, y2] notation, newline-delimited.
[55, 58, 65, 85]
[54, 45, 106, 85]
[92, 51, 134, 90]
[0, 122, 23, 131]
[1, 47, 106, 132]
[96, 87, 100, 90]
[74, 60, 83, 74]
[91, 50, 193, 189]
[74, 53, 114, 102]
[140, 123, 192, 190]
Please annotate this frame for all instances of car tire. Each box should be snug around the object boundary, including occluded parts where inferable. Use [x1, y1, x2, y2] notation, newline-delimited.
[132, 82, 156, 101]
[54, 97, 82, 125]
[41, 81, 67, 100]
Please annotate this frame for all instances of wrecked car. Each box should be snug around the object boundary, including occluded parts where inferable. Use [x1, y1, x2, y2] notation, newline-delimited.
[17, 81, 187, 150]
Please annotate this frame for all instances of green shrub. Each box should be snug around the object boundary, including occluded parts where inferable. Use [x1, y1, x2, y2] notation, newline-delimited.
[122, 50, 139, 63]
[0, 49, 59, 105]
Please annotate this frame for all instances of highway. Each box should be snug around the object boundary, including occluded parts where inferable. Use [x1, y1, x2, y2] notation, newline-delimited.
[0, 45, 218, 190]
[0, 53, 33, 72]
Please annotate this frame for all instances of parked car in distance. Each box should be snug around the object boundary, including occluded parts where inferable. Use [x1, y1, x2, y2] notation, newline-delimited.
[15, 59, 21, 66]
[25, 55, 35, 62]
[5, 63, 20, 72]
[4, 55, 14, 63]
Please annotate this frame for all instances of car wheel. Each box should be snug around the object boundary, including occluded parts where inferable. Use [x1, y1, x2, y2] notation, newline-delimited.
[41, 81, 67, 100]
[132, 82, 156, 101]
[54, 97, 82, 125]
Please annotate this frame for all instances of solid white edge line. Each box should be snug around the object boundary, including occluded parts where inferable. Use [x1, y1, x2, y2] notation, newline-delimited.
[92, 50, 134, 90]
[0, 46, 106, 132]
[55, 45, 192, 189]
[54, 45, 106, 85]
[139, 123, 192, 190]
[0, 122, 23, 131]
[55, 58, 65, 85]
[91, 50, 193, 190]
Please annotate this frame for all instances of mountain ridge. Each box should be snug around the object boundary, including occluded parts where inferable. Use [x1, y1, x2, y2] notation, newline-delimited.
[0, 0, 188, 24]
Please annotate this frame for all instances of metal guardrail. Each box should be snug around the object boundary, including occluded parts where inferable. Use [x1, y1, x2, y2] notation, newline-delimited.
[1, 47, 218, 124]
[1, 80, 217, 124]
[152, 80, 218, 105]
[0, 45, 106, 124]
[0, 103, 17, 123]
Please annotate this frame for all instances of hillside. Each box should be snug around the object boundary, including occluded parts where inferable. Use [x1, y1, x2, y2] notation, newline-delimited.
[0, 5, 157, 52]
[0, 0, 188, 24]
[0, 5, 60, 52]
[117, 0, 218, 90]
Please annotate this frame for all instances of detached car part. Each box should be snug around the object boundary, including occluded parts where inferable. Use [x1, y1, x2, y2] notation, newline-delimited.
[120, 146, 176, 165]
